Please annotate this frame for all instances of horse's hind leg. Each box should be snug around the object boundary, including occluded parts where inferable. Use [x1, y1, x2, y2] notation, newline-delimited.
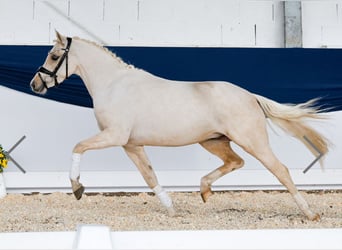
[123, 145, 175, 216]
[251, 146, 319, 220]
[199, 137, 244, 202]
[230, 118, 320, 220]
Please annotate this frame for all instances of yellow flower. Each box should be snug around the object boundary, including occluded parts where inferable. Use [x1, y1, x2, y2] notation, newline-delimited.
[0, 145, 8, 170]
[0, 158, 7, 167]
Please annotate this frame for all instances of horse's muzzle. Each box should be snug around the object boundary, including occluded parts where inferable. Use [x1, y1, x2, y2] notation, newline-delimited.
[30, 76, 47, 94]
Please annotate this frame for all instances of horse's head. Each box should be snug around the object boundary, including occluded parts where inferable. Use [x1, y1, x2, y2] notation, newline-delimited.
[30, 31, 75, 94]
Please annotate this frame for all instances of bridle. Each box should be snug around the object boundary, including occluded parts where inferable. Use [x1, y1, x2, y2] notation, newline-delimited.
[37, 37, 72, 89]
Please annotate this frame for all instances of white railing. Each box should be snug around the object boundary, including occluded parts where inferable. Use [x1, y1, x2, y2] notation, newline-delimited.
[0, 225, 341, 249]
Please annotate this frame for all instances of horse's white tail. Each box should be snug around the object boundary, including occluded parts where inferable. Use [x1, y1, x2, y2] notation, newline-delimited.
[254, 94, 330, 168]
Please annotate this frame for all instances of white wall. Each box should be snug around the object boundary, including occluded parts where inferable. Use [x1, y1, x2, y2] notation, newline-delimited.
[302, 1, 342, 48]
[2, 0, 342, 48]
[0, 0, 285, 47]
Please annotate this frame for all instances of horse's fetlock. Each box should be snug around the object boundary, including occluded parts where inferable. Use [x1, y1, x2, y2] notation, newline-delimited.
[73, 143, 85, 154]
[201, 189, 213, 203]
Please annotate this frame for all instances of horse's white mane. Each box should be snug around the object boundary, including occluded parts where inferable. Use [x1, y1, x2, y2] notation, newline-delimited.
[73, 37, 135, 69]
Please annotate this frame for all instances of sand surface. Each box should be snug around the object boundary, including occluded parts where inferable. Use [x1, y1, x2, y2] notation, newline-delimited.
[0, 190, 341, 232]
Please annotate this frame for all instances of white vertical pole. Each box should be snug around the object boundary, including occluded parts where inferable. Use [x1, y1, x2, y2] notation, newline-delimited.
[284, 1, 303, 47]
[0, 173, 7, 199]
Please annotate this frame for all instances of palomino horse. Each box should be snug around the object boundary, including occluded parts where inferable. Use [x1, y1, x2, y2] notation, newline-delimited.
[30, 31, 329, 220]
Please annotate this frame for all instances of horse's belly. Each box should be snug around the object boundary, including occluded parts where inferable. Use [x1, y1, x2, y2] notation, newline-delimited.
[128, 123, 222, 146]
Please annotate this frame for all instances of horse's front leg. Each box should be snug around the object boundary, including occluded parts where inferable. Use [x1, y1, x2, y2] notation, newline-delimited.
[123, 145, 175, 216]
[70, 129, 128, 200]
[70, 153, 84, 200]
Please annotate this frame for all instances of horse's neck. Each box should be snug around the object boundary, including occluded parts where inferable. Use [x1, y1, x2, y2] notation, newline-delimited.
[73, 40, 127, 97]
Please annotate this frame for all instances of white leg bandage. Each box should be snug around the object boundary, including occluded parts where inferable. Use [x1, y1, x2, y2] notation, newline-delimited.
[70, 153, 82, 181]
[153, 185, 173, 209]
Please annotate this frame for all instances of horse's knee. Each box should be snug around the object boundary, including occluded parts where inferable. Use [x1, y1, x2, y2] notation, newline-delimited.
[73, 142, 86, 154]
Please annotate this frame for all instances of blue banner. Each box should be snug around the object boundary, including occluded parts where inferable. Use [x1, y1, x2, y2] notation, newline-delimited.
[1, 46, 341, 111]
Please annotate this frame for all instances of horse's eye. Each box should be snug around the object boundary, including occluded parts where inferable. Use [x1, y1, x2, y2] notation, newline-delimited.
[51, 54, 60, 61]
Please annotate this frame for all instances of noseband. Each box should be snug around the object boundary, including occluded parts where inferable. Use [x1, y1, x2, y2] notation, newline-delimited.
[37, 37, 72, 89]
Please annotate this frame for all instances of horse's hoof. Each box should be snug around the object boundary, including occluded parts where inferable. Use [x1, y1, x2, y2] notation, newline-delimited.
[73, 185, 85, 200]
[201, 190, 213, 203]
[310, 213, 321, 221]
[167, 207, 176, 217]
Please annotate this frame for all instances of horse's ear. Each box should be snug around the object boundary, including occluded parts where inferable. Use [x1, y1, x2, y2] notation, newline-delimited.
[55, 30, 66, 46]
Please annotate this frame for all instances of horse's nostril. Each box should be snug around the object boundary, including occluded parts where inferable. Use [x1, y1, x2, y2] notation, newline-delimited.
[30, 81, 36, 90]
